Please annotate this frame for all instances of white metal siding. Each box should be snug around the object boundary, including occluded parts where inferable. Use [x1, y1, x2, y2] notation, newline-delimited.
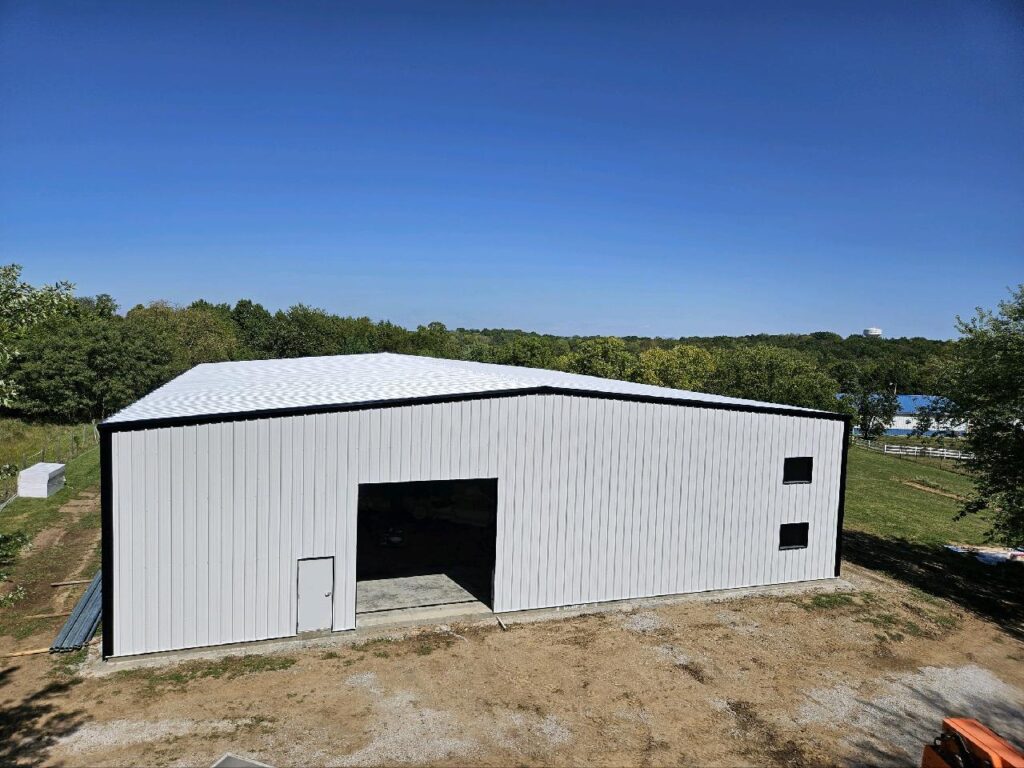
[110, 395, 844, 656]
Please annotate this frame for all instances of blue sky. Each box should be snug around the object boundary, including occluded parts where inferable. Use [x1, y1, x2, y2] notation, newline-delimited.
[1, 1, 1021, 339]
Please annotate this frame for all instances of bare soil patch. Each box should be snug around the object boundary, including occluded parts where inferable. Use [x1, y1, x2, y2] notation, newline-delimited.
[0, 564, 1017, 767]
[0, 490, 101, 654]
[899, 479, 966, 501]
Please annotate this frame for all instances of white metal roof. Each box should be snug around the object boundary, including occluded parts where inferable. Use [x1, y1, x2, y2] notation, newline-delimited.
[103, 352, 827, 425]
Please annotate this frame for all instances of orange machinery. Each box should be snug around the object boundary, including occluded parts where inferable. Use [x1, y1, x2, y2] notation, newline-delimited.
[922, 718, 1024, 768]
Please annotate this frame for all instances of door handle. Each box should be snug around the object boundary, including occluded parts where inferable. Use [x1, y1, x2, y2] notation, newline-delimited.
[325, 592, 332, 598]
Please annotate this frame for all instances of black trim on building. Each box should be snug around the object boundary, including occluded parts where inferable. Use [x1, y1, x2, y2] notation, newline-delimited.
[833, 417, 852, 577]
[97, 385, 847, 435]
[100, 428, 114, 659]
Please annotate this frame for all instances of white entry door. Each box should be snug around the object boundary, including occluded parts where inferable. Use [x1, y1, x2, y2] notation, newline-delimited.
[297, 557, 334, 633]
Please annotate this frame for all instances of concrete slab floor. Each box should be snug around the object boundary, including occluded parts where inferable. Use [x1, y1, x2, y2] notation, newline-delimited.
[356, 573, 483, 613]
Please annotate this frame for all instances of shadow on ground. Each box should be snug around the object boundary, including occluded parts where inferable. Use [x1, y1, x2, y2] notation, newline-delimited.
[844, 530, 1024, 640]
[0, 664, 87, 765]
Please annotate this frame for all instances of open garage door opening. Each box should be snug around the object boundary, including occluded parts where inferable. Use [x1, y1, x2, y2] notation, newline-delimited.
[356, 478, 498, 619]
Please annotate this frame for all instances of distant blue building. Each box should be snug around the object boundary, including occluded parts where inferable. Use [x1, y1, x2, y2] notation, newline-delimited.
[845, 394, 967, 436]
[885, 395, 966, 436]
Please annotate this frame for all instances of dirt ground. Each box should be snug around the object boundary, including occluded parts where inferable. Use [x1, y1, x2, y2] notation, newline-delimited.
[0, 489, 101, 656]
[0, 559, 1020, 767]
[2, 487, 1023, 766]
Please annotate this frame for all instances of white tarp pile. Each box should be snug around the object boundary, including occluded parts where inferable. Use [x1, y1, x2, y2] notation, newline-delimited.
[17, 462, 66, 498]
[945, 544, 1024, 565]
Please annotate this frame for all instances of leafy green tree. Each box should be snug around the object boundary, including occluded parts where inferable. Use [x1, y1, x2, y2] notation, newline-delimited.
[929, 286, 1024, 544]
[231, 299, 275, 357]
[557, 337, 637, 380]
[708, 345, 839, 410]
[489, 335, 566, 369]
[267, 305, 384, 358]
[75, 294, 118, 318]
[635, 345, 716, 391]
[373, 320, 414, 353]
[13, 314, 176, 421]
[265, 305, 337, 358]
[176, 305, 241, 367]
[0, 264, 76, 407]
[409, 321, 460, 359]
[840, 387, 899, 440]
[911, 408, 933, 437]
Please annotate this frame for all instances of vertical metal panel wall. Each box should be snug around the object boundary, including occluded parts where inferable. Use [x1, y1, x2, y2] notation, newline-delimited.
[110, 395, 844, 656]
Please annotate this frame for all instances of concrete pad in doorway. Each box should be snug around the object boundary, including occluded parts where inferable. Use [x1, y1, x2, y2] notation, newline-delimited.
[356, 572, 486, 614]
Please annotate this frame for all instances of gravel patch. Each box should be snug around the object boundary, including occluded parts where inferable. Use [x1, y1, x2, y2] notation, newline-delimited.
[715, 609, 760, 635]
[341, 673, 570, 763]
[338, 675, 477, 765]
[58, 719, 241, 752]
[346, 671, 384, 695]
[496, 711, 572, 754]
[622, 612, 664, 634]
[798, 665, 1024, 765]
[657, 643, 692, 666]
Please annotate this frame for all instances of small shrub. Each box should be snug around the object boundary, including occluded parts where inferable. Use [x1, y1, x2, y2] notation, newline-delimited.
[0, 531, 30, 580]
[0, 584, 26, 608]
[803, 593, 856, 611]
[116, 653, 296, 695]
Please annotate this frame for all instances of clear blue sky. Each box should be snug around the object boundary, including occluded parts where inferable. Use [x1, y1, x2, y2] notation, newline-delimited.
[1, 1, 1021, 339]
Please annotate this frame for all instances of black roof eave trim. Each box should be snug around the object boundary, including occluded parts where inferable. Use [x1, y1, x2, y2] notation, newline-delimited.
[98, 386, 847, 434]
[833, 417, 852, 577]
[100, 428, 113, 659]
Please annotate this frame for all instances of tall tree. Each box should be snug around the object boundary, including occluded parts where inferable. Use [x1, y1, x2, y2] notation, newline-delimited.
[489, 334, 566, 370]
[409, 321, 460, 359]
[176, 305, 241, 367]
[840, 387, 899, 440]
[836, 361, 900, 440]
[231, 299, 275, 357]
[929, 286, 1024, 544]
[13, 313, 176, 422]
[0, 265, 75, 407]
[635, 345, 715, 391]
[557, 337, 636, 380]
[708, 345, 839, 410]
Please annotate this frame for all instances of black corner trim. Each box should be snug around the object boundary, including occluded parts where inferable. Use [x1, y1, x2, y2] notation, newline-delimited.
[100, 429, 114, 659]
[834, 416, 852, 577]
[98, 385, 847, 434]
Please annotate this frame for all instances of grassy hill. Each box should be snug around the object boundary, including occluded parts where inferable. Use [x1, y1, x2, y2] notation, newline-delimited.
[0, 418, 94, 468]
[843, 445, 987, 546]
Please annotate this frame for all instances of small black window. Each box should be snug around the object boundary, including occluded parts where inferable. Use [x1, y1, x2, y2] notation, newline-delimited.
[779, 522, 809, 550]
[783, 456, 813, 484]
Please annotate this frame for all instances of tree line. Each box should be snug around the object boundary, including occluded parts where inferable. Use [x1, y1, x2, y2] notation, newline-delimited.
[1, 265, 1020, 544]
[1, 265, 944, 423]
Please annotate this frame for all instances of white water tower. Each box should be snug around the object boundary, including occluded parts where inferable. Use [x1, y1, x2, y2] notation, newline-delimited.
[863, 327, 883, 338]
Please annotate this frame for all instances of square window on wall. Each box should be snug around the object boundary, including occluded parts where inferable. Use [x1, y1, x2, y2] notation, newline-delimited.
[783, 456, 813, 484]
[779, 522, 809, 550]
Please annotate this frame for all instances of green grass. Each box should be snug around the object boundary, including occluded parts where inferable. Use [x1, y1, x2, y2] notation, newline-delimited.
[0, 448, 101, 585]
[0, 448, 101, 539]
[0, 417, 95, 468]
[114, 654, 296, 697]
[800, 593, 856, 611]
[844, 445, 988, 545]
[870, 434, 967, 448]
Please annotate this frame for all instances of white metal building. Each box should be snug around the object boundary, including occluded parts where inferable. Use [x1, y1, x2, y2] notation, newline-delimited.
[99, 353, 850, 658]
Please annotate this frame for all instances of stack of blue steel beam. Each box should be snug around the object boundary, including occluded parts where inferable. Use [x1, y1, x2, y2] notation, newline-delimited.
[51, 570, 101, 653]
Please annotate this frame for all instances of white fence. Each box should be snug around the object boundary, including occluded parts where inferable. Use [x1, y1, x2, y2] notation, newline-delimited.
[852, 437, 973, 461]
